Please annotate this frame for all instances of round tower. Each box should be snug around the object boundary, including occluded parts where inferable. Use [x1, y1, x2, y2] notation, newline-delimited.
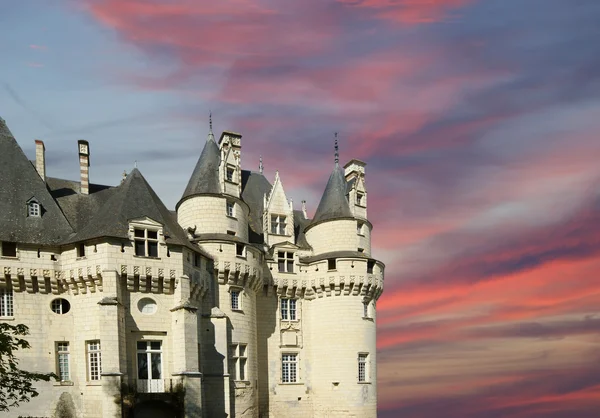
[176, 117, 262, 417]
[302, 136, 384, 418]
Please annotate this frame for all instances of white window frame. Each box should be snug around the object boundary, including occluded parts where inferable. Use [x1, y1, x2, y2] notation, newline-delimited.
[56, 342, 70, 382]
[28, 201, 40, 217]
[271, 214, 287, 235]
[281, 353, 298, 383]
[230, 343, 248, 381]
[86, 340, 102, 381]
[226, 201, 235, 217]
[134, 228, 159, 258]
[358, 353, 369, 382]
[230, 289, 242, 311]
[277, 251, 294, 273]
[0, 288, 14, 317]
[280, 298, 297, 321]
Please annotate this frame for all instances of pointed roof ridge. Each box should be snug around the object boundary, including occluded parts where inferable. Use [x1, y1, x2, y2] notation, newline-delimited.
[67, 168, 200, 252]
[0, 117, 74, 244]
[179, 117, 222, 204]
[207, 111, 215, 143]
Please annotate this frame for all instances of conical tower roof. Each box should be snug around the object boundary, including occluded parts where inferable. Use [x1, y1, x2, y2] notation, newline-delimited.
[310, 134, 352, 225]
[67, 168, 197, 250]
[0, 117, 74, 244]
[180, 118, 221, 203]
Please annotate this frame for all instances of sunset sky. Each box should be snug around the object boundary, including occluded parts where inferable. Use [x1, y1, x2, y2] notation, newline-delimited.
[2, 0, 600, 416]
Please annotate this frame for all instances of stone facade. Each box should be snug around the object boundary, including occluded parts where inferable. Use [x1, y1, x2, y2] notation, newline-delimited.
[0, 117, 384, 418]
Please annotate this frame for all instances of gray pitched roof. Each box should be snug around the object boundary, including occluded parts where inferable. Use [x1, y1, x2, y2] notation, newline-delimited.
[241, 170, 272, 241]
[66, 168, 199, 252]
[180, 135, 221, 204]
[0, 118, 74, 244]
[293, 210, 311, 249]
[310, 165, 353, 226]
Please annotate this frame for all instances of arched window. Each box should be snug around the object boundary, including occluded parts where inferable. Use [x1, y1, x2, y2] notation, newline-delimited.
[27, 199, 41, 217]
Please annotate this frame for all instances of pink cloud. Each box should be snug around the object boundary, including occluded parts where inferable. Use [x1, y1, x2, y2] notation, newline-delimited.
[337, 0, 473, 24]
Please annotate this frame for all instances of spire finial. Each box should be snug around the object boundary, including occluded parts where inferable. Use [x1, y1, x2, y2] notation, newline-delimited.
[259, 155, 263, 174]
[134, 160, 138, 168]
[334, 132, 339, 166]
[207, 111, 215, 142]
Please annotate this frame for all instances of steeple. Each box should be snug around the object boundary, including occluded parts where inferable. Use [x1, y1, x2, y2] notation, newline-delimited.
[178, 114, 222, 204]
[309, 133, 352, 225]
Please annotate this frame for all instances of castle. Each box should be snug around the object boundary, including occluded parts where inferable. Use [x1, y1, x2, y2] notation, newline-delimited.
[0, 115, 384, 418]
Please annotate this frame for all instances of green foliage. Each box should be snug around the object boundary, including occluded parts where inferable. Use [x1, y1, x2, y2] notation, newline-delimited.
[0, 323, 57, 412]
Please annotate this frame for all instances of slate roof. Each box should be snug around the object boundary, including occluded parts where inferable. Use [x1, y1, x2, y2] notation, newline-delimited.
[310, 164, 353, 226]
[293, 210, 311, 249]
[180, 133, 221, 203]
[241, 170, 272, 241]
[65, 168, 201, 252]
[0, 118, 74, 245]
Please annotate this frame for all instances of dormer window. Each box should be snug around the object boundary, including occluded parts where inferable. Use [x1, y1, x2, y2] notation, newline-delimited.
[356, 192, 364, 207]
[134, 228, 159, 257]
[226, 165, 235, 183]
[277, 251, 294, 273]
[27, 198, 41, 217]
[271, 215, 287, 235]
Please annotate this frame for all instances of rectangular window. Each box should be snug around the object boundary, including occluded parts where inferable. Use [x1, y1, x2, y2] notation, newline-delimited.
[282, 354, 298, 383]
[226, 201, 235, 217]
[226, 166, 235, 182]
[1, 241, 17, 257]
[134, 228, 159, 257]
[194, 253, 201, 267]
[277, 251, 294, 273]
[236, 244, 246, 258]
[356, 192, 364, 206]
[87, 340, 102, 381]
[358, 353, 368, 382]
[280, 298, 297, 321]
[57, 342, 70, 381]
[231, 290, 240, 310]
[357, 222, 364, 235]
[271, 215, 287, 235]
[328, 258, 337, 271]
[0, 288, 14, 317]
[367, 260, 375, 274]
[77, 243, 86, 258]
[28, 202, 40, 217]
[363, 301, 369, 318]
[230, 343, 248, 381]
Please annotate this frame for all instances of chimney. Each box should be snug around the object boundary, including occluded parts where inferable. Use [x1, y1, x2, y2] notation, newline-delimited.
[78, 140, 90, 195]
[35, 140, 46, 181]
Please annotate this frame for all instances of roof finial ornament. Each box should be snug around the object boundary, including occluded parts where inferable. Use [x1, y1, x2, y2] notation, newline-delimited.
[259, 155, 263, 174]
[134, 160, 138, 169]
[334, 132, 339, 166]
[207, 111, 215, 142]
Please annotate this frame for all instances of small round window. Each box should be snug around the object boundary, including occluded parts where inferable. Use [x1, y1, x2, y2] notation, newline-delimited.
[138, 298, 157, 315]
[51, 298, 70, 314]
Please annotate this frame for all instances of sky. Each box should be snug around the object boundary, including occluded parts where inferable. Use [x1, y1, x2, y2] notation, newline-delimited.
[1, 0, 600, 416]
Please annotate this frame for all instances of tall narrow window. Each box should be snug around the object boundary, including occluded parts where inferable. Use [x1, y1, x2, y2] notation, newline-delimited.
[328, 258, 337, 271]
[226, 201, 235, 217]
[87, 340, 102, 381]
[0, 288, 14, 317]
[134, 229, 159, 257]
[277, 252, 294, 273]
[358, 353, 368, 382]
[1, 242, 17, 257]
[271, 215, 287, 235]
[357, 222, 364, 235]
[363, 301, 370, 318]
[231, 290, 241, 310]
[280, 298, 297, 321]
[356, 192, 364, 206]
[367, 260, 375, 274]
[56, 342, 70, 381]
[230, 343, 248, 381]
[282, 354, 298, 383]
[226, 166, 235, 182]
[137, 341, 163, 393]
[236, 244, 246, 258]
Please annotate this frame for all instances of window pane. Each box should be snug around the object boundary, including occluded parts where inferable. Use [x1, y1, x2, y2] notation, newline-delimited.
[148, 241, 158, 257]
[137, 353, 148, 379]
[151, 353, 162, 379]
[287, 260, 294, 273]
[135, 240, 146, 256]
[147, 230, 158, 239]
[134, 229, 145, 238]
[289, 299, 296, 320]
[137, 341, 147, 350]
[278, 260, 285, 272]
[150, 341, 161, 350]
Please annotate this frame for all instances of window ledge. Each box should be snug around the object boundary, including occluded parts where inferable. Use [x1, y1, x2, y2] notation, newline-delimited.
[270, 233, 292, 237]
[231, 309, 244, 313]
[133, 255, 161, 260]
[225, 179, 239, 185]
[0, 316, 15, 321]
[280, 382, 303, 386]
[54, 381, 74, 386]
[236, 255, 247, 260]
[358, 381, 372, 385]
[226, 215, 238, 221]
[327, 269, 337, 272]
[76, 256, 87, 261]
[0, 256, 19, 260]
[356, 203, 366, 208]
[277, 271, 297, 275]
[362, 317, 374, 322]
[357, 233, 365, 237]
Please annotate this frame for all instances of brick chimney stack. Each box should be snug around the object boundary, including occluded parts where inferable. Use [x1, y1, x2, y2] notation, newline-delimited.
[78, 140, 90, 195]
[35, 139, 46, 181]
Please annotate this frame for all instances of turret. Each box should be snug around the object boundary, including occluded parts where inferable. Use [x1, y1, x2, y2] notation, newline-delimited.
[176, 116, 250, 241]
